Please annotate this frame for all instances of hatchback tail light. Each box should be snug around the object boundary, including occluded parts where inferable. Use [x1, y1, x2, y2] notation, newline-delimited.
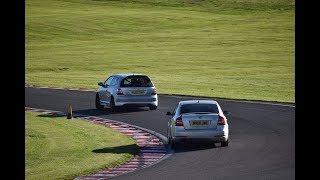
[175, 116, 184, 126]
[218, 115, 226, 125]
[117, 89, 124, 95]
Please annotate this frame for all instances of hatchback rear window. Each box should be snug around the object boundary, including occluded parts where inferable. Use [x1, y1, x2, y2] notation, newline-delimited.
[180, 104, 219, 114]
[120, 76, 154, 87]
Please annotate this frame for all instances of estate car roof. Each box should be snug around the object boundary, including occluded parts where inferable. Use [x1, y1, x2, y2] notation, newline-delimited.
[179, 100, 218, 105]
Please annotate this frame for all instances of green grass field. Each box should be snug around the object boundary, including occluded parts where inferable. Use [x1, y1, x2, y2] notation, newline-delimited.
[25, 111, 139, 180]
[26, 0, 294, 103]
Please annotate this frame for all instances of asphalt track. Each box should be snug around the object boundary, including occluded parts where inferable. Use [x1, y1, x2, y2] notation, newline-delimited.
[25, 87, 295, 180]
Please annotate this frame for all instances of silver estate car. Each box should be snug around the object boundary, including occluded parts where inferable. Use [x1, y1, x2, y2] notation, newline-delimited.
[166, 100, 229, 148]
[95, 74, 158, 111]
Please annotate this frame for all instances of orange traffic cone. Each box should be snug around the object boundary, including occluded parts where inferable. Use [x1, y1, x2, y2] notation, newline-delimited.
[67, 105, 73, 119]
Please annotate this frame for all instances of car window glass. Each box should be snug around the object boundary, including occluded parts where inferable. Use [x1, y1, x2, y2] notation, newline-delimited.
[104, 77, 114, 86]
[120, 76, 153, 87]
[122, 78, 131, 86]
[180, 104, 219, 114]
[110, 77, 119, 86]
[173, 103, 179, 115]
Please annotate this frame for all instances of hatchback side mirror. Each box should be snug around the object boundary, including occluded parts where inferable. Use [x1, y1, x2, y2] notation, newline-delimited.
[98, 82, 104, 87]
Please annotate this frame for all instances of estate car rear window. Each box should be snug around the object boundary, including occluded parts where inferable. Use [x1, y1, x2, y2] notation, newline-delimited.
[180, 104, 219, 114]
[120, 76, 154, 87]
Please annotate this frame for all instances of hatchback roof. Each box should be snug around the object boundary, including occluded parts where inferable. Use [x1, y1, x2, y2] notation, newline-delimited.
[179, 100, 218, 105]
[112, 74, 146, 78]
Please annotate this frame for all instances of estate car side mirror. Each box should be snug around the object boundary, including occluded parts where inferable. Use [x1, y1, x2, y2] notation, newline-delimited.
[166, 112, 173, 116]
[223, 111, 230, 115]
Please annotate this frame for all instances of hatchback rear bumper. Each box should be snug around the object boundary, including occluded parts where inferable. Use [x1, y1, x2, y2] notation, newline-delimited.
[115, 95, 158, 106]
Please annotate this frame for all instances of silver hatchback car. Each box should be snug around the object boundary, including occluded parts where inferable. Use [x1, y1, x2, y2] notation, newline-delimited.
[95, 74, 158, 111]
[166, 100, 229, 148]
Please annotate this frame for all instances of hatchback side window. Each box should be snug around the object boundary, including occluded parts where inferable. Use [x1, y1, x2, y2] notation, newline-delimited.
[122, 78, 131, 87]
[104, 77, 114, 86]
[110, 77, 119, 86]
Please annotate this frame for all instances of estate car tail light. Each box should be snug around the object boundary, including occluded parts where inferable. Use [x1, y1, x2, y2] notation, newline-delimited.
[151, 89, 157, 95]
[218, 115, 226, 125]
[117, 89, 124, 95]
[175, 116, 184, 126]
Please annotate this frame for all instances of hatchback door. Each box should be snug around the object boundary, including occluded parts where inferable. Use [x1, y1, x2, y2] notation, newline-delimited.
[99, 76, 114, 103]
[181, 114, 219, 130]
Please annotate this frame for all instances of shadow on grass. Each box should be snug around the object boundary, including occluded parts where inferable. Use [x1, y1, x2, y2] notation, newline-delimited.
[73, 109, 109, 116]
[37, 113, 65, 118]
[92, 144, 140, 154]
[73, 107, 148, 116]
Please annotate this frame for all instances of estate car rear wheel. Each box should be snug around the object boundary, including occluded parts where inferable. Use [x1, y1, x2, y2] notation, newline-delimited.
[167, 129, 175, 149]
[221, 140, 229, 147]
[168, 137, 175, 149]
[149, 105, 157, 110]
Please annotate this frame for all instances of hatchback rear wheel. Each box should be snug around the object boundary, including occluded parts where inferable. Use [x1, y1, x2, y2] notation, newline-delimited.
[110, 96, 119, 112]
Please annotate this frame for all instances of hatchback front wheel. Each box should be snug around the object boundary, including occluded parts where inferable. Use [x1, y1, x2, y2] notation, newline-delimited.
[95, 93, 104, 110]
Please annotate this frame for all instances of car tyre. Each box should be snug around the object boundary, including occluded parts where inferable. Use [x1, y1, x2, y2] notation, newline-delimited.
[168, 138, 175, 149]
[167, 132, 175, 149]
[95, 93, 104, 110]
[110, 96, 119, 112]
[149, 105, 157, 110]
[170, 141, 176, 149]
[221, 140, 229, 147]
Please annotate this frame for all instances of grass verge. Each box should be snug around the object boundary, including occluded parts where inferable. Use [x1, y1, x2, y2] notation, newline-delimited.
[26, 0, 294, 103]
[25, 111, 139, 180]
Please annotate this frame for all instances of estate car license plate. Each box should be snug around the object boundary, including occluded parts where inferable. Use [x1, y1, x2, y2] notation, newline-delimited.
[130, 90, 145, 95]
[192, 120, 209, 126]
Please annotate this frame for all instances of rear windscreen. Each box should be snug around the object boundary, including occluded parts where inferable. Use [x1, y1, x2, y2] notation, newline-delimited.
[180, 104, 219, 114]
[120, 76, 154, 87]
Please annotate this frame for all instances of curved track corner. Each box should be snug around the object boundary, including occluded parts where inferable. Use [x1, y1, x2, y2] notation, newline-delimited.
[25, 107, 171, 180]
